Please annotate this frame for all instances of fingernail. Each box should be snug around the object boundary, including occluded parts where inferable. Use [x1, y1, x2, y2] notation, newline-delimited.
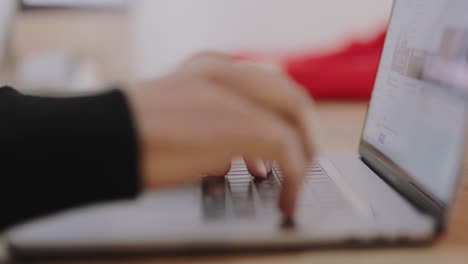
[256, 160, 268, 178]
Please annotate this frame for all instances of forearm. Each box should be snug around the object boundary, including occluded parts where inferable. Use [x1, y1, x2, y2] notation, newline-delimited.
[0, 87, 140, 230]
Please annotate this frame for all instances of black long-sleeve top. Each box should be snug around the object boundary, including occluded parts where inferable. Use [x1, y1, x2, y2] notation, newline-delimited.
[0, 86, 140, 231]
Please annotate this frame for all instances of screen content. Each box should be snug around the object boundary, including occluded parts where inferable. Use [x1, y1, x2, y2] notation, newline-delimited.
[363, 0, 468, 204]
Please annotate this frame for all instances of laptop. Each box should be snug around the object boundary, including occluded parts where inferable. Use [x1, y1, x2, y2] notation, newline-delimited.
[7, 0, 468, 258]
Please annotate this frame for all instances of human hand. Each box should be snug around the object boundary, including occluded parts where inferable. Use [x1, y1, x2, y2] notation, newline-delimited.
[126, 52, 318, 218]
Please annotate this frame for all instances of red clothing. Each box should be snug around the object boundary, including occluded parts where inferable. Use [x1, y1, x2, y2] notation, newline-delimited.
[284, 30, 386, 100]
[235, 30, 386, 100]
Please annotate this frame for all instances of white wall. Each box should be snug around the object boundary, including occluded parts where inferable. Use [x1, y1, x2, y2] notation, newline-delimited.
[0, 0, 16, 68]
[132, 0, 394, 80]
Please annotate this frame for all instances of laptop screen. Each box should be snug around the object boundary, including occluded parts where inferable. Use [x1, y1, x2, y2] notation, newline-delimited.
[362, 0, 468, 205]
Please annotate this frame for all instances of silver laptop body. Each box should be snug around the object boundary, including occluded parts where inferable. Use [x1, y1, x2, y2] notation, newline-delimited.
[7, 0, 468, 257]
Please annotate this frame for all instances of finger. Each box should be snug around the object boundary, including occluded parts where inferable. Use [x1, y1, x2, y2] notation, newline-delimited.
[175, 79, 308, 217]
[219, 102, 308, 218]
[245, 159, 268, 178]
[205, 160, 232, 177]
[278, 160, 303, 218]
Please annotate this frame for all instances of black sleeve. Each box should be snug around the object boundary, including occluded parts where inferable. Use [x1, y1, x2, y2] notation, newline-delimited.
[0, 86, 140, 231]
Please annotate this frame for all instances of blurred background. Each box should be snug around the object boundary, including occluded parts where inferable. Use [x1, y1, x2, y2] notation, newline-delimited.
[0, 0, 393, 97]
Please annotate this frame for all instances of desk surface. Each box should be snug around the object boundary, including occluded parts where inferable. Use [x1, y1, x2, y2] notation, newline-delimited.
[1, 10, 468, 264]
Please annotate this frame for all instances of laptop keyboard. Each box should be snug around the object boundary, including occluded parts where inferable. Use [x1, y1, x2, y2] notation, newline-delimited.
[226, 160, 258, 217]
[225, 160, 349, 216]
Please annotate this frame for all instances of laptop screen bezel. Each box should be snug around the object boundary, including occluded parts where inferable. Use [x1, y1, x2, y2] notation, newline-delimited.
[358, 0, 467, 224]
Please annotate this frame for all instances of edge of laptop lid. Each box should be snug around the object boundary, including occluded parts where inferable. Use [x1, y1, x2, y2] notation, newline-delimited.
[358, 0, 468, 229]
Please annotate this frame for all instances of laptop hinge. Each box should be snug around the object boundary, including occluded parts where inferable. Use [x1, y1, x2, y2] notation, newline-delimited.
[359, 143, 445, 230]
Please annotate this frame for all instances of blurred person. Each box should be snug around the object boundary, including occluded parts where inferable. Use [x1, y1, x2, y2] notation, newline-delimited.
[0, 52, 317, 230]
